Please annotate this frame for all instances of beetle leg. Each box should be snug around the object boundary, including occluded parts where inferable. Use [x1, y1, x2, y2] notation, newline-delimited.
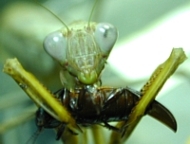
[56, 124, 67, 140]
[60, 127, 85, 144]
[103, 122, 120, 131]
[35, 108, 61, 129]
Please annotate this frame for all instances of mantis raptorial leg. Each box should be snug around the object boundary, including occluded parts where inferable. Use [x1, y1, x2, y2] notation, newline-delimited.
[109, 48, 187, 144]
[3, 58, 81, 134]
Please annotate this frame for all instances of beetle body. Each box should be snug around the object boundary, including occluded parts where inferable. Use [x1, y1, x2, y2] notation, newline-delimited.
[36, 85, 177, 140]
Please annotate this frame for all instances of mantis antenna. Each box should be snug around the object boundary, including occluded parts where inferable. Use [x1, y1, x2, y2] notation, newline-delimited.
[34, 0, 70, 32]
[35, 0, 99, 31]
[88, 0, 99, 28]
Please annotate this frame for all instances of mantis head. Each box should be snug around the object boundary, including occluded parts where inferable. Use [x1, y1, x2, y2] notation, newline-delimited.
[44, 22, 118, 86]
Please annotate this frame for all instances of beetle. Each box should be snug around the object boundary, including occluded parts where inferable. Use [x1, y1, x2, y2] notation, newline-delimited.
[36, 85, 177, 140]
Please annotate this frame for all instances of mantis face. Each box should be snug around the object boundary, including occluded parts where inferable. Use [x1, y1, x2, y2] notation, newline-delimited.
[44, 21, 118, 86]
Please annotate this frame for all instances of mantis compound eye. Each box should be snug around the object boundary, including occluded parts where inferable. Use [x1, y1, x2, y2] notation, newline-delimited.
[43, 31, 67, 65]
[94, 23, 118, 55]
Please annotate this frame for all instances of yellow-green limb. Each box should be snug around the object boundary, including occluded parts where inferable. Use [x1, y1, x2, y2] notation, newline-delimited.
[109, 48, 187, 144]
[122, 48, 187, 141]
[3, 58, 81, 134]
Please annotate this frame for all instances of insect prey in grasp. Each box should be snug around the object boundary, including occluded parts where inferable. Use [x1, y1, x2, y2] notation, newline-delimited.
[3, 0, 187, 144]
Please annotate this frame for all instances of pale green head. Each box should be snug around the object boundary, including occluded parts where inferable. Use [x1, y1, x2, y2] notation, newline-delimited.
[44, 22, 118, 85]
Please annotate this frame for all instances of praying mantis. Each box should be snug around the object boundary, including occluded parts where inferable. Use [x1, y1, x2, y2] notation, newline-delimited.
[0, 0, 189, 144]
